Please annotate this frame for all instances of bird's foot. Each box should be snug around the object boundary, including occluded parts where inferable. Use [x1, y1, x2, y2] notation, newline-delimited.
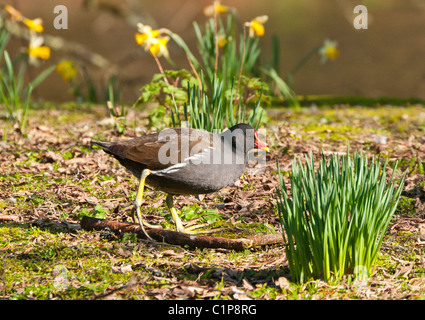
[130, 206, 162, 228]
[166, 194, 224, 235]
[175, 222, 224, 234]
[142, 220, 163, 229]
[130, 205, 157, 241]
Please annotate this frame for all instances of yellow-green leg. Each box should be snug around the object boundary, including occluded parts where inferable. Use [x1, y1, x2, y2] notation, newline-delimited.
[130, 169, 157, 240]
[165, 195, 186, 233]
[166, 194, 215, 234]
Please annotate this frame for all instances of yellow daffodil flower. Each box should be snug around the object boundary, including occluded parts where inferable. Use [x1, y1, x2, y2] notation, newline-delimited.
[4, 5, 43, 32]
[135, 23, 160, 50]
[217, 34, 228, 47]
[4, 4, 23, 21]
[135, 23, 170, 58]
[204, 1, 227, 16]
[56, 60, 78, 82]
[28, 35, 50, 65]
[245, 15, 268, 38]
[28, 46, 50, 60]
[319, 39, 339, 63]
[149, 37, 169, 58]
[23, 18, 44, 33]
[28, 46, 50, 59]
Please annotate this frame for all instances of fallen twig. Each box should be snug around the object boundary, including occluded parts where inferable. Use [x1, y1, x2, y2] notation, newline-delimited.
[0, 215, 20, 223]
[80, 216, 283, 250]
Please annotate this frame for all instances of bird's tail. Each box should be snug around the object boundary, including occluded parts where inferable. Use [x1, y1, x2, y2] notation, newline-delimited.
[91, 141, 112, 151]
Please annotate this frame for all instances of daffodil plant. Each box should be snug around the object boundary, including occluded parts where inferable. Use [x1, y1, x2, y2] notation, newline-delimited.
[55, 57, 120, 105]
[133, 0, 342, 130]
[55, 60, 78, 82]
[0, 4, 54, 137]
[319, 39, 340, 63]
[134, 0, 289, 131]
[169, 75, 264, 132]
[193, 9, 264, 91]
[285, 38, 340, 87]
[193, 3, 298, 108]
[2, 4, 50, 66]
[276, 149, 405, 283]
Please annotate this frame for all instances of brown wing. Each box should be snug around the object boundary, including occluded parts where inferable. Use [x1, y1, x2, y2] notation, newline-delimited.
[104, 128, 214, 170]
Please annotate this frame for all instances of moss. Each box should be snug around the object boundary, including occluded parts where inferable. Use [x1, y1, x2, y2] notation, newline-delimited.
[297, 123, 374, 141]
[396, 196, 417, 216]
[0, 225, 150, 299]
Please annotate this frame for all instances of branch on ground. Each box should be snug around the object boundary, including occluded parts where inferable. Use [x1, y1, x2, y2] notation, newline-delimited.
[80, 216, 283, 250]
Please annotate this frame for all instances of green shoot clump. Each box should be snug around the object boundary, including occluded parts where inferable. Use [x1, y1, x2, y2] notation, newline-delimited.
[276, 149, 405, 283]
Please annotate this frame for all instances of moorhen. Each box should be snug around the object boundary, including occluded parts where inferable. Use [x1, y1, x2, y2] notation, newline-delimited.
[92, 123, 268, 239]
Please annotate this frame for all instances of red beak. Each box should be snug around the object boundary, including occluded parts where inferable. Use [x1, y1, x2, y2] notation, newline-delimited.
[254, 131, 269, 151]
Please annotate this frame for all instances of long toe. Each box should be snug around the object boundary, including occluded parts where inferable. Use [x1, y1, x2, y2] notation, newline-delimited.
[134, 205, 155, 241]
[176, 223, 224, 234]
[142, 220, 162, 229]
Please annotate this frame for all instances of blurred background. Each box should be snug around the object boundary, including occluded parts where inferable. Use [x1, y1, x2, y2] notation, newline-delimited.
[5, 0, 425, 103]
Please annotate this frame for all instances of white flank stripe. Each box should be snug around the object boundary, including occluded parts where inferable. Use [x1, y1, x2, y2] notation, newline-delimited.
[154, 162, 187, 175]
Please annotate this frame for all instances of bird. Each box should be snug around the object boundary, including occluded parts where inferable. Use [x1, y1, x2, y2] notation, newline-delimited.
[92, 123, 269, 240]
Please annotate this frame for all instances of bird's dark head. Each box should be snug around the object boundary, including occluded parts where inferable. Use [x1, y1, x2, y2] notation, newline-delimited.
[228, 123, 269, 152]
